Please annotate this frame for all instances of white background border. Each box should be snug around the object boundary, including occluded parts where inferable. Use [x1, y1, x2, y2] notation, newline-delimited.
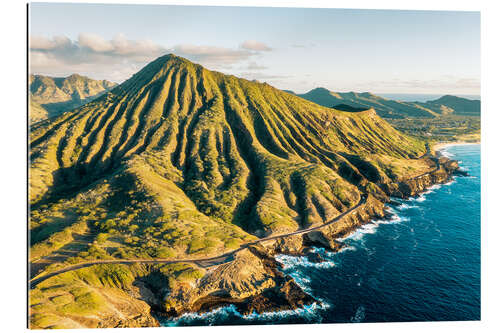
[0, 0, 498, 332]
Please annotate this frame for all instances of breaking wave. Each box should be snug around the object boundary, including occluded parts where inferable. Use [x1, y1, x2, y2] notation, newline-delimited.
[337, 211, 409, 242]
[275, 253, 336, 270]
[439, 149, 454, 158]
[165, 301, 330, 326]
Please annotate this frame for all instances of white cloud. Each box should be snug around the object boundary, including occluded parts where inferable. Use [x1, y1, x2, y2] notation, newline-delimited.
[29, 33, 275, 82]
[78, 33, 114, 53]
[240, 40, 272, 52]
[245, 61, 268, 70]
[30, 34, 168, 81]
[172, 44, 253, 66]
[30, 35, 73, 50]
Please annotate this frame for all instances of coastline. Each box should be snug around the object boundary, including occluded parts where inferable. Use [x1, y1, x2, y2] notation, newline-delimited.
[158, 149, 465, 325]
[29, 145, 466, 328]
[432, 140, 480, 153]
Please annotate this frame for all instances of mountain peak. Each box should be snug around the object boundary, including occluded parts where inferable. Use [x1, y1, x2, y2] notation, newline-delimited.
[118, 53, 202, 93]
[309, 87, 331, 94]
[67, 73, 85, 79]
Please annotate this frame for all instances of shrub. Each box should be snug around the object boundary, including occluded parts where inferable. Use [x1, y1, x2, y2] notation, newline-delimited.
[156, 247, 175, 258]
[96, 233, 109, 244]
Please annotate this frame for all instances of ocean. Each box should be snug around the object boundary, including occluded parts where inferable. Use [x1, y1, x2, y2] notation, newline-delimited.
[163, 144, 481, 326]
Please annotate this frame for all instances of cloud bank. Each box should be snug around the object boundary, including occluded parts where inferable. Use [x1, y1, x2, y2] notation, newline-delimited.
[30, 33, 275, 82]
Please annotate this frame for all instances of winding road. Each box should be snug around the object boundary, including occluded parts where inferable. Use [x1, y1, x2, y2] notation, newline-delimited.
[29, 195, 368, 288]
[29, 153, 448, 289]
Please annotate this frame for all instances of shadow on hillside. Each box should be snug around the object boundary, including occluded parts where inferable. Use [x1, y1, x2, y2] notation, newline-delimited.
[332, 103, 370, 112]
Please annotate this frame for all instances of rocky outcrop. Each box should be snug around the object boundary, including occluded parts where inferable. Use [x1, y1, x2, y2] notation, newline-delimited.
[149, 194, 387, 320]
[30, 283, 160, 329]
[157, 245, 315, 317]
[379, 157, 459, 198]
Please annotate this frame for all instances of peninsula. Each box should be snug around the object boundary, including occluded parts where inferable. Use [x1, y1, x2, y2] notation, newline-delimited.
[29, 54, 463, 329]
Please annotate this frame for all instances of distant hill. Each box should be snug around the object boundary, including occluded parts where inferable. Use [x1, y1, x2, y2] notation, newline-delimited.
[419, 95, 481, 116]
[29, 74, 116, 123]
[292, 88, 480, 118]
[29, 100, 48, 124]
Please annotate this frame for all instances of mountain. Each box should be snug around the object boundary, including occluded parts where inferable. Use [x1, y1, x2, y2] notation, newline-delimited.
[29, 73, 116, 123]
[29, 100, 48, 124]
[294, 87, 480, 118]
[29, 54, 453, 328]
[420, 95, 481, 116]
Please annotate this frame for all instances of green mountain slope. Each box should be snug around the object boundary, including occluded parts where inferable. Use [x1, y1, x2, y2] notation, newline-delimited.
[29, 74, 117, 123]
[419, 95, 481, 116]
[296, 88, 439, 118]
[295, 88, 480, 118]
[30, 54, 430, 252]
[29, 54, 444, 328]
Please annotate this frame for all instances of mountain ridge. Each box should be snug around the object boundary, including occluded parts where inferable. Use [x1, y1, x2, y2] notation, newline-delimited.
[29, 73, 117, 123]
[293, 87, 480, 118]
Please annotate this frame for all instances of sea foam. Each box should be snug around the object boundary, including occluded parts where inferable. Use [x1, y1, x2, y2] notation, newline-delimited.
[337, 212, 409, 242]
[165, 300, 330, 326]
[275, 253, 336, 270]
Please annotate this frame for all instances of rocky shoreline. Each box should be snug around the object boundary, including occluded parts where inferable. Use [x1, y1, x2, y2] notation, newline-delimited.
[29, 153, 465, 329]
[129, 154, 465, 326]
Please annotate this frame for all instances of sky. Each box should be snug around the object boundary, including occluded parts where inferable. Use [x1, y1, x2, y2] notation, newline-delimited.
[29, 3, 480, 95]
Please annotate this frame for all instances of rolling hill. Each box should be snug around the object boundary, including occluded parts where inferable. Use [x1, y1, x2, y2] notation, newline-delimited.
[417, 95, 481, 116]
[293, 87, 480, 118]
[30, 54, 448, 328]
[29, 73, 116, 123]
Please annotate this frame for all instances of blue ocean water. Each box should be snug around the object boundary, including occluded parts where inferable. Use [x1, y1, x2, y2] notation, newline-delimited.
[163, 144, 480, 326]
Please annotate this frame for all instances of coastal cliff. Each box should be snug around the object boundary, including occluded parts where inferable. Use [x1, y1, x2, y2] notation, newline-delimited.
[28, 156, 461, 328]
[149, 155, 460, 320]
[380, 157, 460, 198]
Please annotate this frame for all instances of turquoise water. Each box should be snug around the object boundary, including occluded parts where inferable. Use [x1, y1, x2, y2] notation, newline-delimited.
[163, 144, 481, 325]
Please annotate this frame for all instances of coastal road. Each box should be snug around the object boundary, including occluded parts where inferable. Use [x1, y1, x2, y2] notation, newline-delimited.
[30, 153, 448, 289]
[29, 196, 368, 288]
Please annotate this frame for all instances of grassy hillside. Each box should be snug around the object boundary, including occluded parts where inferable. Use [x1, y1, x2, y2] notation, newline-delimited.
[29, 74, 116, 123]
[296, 88, 481, 118]
[29, 54, 434, 327]
[29, 100, 48, 124]
[417, 95, 480, 116]
[294, 88, 480, 141]
[296, 88, 439, 118]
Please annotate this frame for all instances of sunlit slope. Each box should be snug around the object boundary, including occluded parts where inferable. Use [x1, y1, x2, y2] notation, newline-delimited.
[29, 100, 49, 124]
[29, 54, 427, 259]
[29, 74, 116, 122]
